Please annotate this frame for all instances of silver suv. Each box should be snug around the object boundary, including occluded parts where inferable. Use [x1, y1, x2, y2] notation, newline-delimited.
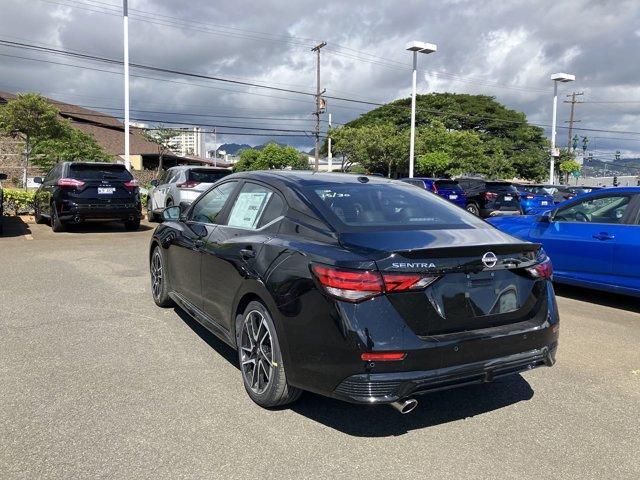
[146, 166, 231, 221]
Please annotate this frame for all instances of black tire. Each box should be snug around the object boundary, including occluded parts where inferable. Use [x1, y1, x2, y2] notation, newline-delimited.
[236, 301, 302, 408]
[51, 203, 65, 232]
[34, 205, 47, 224]
[466, 202, 480, 216]
[124, 219, 141, 231]
[147, 198, 159, 222]
[150, 246, 174, 307]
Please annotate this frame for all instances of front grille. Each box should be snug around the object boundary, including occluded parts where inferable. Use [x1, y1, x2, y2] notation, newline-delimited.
[334, 378, 402, 400]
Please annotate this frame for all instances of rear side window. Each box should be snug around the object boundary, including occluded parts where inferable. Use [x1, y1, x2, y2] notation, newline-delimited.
[187, 169, 231, 183]
[306, 182, 486, 231]
[434, 180, 460, 190]
[68, 163, 133, 181]
[486, 182, 517, 193]
[227, 183, 283, 229]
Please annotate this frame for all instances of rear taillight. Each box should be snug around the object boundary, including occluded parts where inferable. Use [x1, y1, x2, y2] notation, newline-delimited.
[483, 191, 498, 200]
[124, 179, 138, 190]
[177, 181, 200, 189]
[361, 352, 406, 362]
[526, 257, 553, 279]
[431, 184, 438, 194]
[57, 178, 85, 188]
[381, 273, 439, 292]
[311, 264, 439, 302]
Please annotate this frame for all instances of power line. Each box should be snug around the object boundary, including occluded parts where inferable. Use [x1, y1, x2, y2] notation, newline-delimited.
[3, 40, 640, 137]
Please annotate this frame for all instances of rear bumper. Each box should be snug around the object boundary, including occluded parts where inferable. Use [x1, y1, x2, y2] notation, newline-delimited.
[482, 209, 522, 217]
[58, 201, 142, 221]
[334, 343, 557, 404]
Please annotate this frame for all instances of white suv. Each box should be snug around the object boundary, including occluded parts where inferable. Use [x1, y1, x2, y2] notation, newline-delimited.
[146, 166, 231, 221]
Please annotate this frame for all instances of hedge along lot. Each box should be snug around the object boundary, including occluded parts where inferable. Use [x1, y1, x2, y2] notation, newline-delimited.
[2, 189, 36, 216]
[0, 188, 149, 216]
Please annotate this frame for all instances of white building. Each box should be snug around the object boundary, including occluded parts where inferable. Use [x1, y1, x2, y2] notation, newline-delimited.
[168, 127, 204, 157]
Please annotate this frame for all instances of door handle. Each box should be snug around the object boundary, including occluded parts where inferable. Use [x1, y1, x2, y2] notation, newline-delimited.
[240, 248, 256, 259]
[592, 232, 615, 241]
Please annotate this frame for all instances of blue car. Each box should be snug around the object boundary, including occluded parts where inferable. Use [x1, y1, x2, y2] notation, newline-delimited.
[514, 184, 555, 214]
[488, 187, 640, 297]
[400, 178, 467, 208]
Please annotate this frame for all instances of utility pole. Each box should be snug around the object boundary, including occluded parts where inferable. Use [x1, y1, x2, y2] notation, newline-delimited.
[123, 0, 131, 171]
[312, 42, 326, 172]
[327, 113, 332, 172]
[564, 91, 583, 153]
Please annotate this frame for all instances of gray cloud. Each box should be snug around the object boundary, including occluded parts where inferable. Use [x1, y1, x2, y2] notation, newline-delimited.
[1, 0, 639, 157]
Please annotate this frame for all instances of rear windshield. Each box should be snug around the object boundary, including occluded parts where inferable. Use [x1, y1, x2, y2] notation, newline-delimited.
[434, 180, 460, 189]
[68, 163, 133, 181]
[187, 169, 231, 183]
[305, 182, 487, 231]
[486, 182, 517, 192]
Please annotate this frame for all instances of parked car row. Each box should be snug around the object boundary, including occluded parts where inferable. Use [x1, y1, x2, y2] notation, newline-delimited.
[401, 176, 607, 217]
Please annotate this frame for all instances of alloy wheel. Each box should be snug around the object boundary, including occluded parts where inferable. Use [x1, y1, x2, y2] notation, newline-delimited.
[240, 310, 274, 395]
[151, 250, 163, 299]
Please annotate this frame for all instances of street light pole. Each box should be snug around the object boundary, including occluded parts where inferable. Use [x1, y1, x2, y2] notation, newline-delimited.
[406, 41, 437, 178]
[550, 80, 558, 184]
[549, 73, 575, 184]
[409, 50, 417, 178]
[123, 0, 130, 171]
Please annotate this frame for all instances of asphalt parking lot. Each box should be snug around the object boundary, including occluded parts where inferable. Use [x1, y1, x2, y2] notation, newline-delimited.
[1, 218, 639, 479]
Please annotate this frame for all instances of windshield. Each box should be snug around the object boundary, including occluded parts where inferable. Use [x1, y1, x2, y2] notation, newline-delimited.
[69, 164, 133, 181]
[486, 182, 517, 192]
[187, 169, 231, 183]
[434, 180, 461, 190]
[305, 182, 488, 231]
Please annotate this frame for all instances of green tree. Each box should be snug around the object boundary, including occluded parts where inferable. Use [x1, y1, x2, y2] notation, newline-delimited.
[32, 125, 110, 170]
[233, 143, 309, 172]
[143, 125, 180, 176]
[560, 158, 581, 184]
[0, 93, 65, 189]
[417, 151, 453, 177]
[338, 93, 548, 180]
[329, 126, 368, 172]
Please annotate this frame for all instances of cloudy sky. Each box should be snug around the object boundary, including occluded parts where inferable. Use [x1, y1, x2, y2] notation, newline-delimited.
[1, 0, 639, 160]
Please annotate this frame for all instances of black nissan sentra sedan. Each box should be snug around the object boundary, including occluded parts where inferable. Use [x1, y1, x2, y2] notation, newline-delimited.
[149, 171, 559, 413]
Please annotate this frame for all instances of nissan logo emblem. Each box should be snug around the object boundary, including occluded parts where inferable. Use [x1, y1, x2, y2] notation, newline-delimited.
[482, 252, 498, 268]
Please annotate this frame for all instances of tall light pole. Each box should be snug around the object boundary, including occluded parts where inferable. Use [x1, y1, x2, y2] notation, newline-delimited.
[123, 0, 131, 171]
[549, 73, 575, 183]
[327, 112, 332, 172]
[406, 41, 436, 178]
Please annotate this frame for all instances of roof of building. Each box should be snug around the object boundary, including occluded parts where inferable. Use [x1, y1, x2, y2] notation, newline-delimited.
[0, 90, 160, 156]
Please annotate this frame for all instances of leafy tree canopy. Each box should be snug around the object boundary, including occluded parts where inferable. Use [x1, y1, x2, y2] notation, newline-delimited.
[332, 93, 548, 180]
[233, 142, 309, 172]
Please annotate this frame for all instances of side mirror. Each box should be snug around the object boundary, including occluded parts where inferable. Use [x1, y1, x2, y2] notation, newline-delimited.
[33, 176, 43, 184]
[150, 179, 159, 187]
[0, 173, 7, 181]
[162, 205, 182, 221]
[536, 211, 552, 223]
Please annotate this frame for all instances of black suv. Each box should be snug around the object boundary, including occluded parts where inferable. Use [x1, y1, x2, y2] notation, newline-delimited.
[0, 172, 6, 235]
[457, 177, 522, 217]
[33, 162, 142, 232]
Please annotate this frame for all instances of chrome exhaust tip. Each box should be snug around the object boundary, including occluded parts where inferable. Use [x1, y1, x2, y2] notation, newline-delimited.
[390, 398, 418, 414]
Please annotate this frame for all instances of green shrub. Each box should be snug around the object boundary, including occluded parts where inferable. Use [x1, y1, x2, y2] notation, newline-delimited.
[2, 189, 35, 215]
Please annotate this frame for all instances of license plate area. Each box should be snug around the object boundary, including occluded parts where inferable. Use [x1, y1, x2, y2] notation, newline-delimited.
[98, 187, 115, 194]
[449, 194, 458, 200]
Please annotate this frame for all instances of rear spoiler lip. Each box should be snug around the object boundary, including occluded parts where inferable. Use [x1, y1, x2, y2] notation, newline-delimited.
[397, 242, 541, 259]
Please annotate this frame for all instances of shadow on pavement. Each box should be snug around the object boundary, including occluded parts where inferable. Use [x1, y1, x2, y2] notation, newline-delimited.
[63, 221, 154, 234]
[291, 375, 534, 437]
[554, 284, 639, 314]
[174, 307, 239, 369]
[174, 305, 534, 436]
[0, 216, 32, 238]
